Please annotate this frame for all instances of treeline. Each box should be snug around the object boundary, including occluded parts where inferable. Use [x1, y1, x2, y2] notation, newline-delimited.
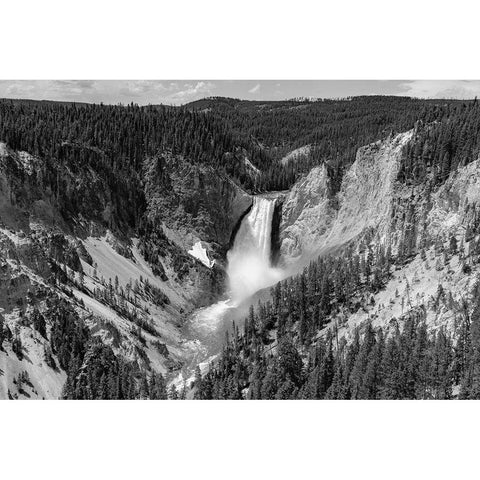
[0, 99, 271, 201]
[194, 282, 480, 400]
[399, 99, 480, 185]
[1, 96, 474, 212]
[189, 96, 468, 193]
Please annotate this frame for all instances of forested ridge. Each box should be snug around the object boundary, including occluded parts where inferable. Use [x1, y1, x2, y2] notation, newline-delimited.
[1, 96, 473, 201]
[188, 96, 471, 192]
[399, 99, 480, 186]
[0, 100, 271, 200]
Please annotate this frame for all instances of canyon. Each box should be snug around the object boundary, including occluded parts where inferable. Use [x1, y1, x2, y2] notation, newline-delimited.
[1, 96, 480, 399]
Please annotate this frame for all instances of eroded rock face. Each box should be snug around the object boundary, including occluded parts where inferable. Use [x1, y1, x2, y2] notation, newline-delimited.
[144, 153, 252, 258]
[279, 131, 413, 266]
[329, 132, 413, 245]
[428, 157, 480, 238]
[280, 164, 334, 264]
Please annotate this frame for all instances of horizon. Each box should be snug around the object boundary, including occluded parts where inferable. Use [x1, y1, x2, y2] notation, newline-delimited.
[1, 80, 480, 106]
[0, 92, 475, 109]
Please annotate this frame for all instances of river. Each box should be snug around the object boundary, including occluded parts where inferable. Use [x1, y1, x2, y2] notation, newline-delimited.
[173, 195, 287, 388]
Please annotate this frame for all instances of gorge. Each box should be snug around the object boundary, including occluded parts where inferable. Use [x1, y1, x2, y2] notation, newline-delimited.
[180, 195, 288, 383]
[2, 95, 480, 399]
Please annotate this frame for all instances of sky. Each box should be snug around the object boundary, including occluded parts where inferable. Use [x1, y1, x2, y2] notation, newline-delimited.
[0, 80, 479, 105]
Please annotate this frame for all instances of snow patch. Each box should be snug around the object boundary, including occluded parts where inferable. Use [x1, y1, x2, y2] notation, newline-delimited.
[188, 241, 214, 268]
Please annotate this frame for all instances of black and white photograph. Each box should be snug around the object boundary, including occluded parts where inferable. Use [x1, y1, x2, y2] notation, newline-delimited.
[3, 79, 480, 401]
[1, 1, 479, 479]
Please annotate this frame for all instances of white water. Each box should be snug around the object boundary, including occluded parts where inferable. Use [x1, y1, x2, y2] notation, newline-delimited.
[189, 196, 284, 336]
[227, 196, 283, 303]
[177, 196, 286, 388]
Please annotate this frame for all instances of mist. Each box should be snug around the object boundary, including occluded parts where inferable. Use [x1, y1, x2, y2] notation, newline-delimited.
[227, 197, 285, 304]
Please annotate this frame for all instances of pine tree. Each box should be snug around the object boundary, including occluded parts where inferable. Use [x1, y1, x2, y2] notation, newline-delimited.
[460, 288, 480, 398]
[449, 235, 458, 255]
[0, 313, 4, 349]
[32, 308, 47, 338]
[169, 384, 179, 400]
[12, 328, 23, 360]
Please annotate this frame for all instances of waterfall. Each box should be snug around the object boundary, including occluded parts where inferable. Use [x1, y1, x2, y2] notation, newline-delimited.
[227, 196, 283, 303]
[182, 195, 285, 385]
[189, 196, 283, 339]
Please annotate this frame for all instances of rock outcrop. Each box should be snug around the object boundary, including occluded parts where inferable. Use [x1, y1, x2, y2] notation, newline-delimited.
[143, 152, 252, 261]
[279, 130, 480, 345]
[279, 131, 413, 267]
[428, 157, 480, 238]
[279, 164, 334, 265]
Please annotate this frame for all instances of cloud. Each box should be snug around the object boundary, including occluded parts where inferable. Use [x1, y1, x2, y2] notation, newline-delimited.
[248, 83, 261, 94]
[53, 80, 95, 90]
[0, 80, 98, 100]
[49, 80, 97, 96]
[169, 81, 215, 102]
[398, 80, 480, 99]
[4, 82, 36, 96]
[0, 80, 217, 105]
[118, 81, 170, 98]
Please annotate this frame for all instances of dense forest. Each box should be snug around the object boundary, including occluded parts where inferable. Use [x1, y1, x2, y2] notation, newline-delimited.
[195, 304, 480, 400]
[193, 222, 480, 399]
[399, 99, 480, 186]
[0, 100, 266, 228]
[1, 96, 473, 203]
[188, 96, 472, 192]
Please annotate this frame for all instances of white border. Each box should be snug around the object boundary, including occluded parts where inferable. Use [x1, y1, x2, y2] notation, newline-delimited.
[1, 0, 479, 79]
[1, 1, 480, 479]
[1, 400, 479, 480]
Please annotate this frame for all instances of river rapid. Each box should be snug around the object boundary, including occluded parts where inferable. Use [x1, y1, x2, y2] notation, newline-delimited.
[174, 195, 288, 388]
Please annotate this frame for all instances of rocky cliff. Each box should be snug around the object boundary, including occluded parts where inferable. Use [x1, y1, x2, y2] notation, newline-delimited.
[279, 131, 413, 267]
[278, 129, 480, 344]
[144, 152, 252, 260]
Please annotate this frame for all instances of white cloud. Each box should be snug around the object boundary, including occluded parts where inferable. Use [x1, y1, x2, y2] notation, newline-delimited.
[399, 80, 480, 99]
[248, 83, 261, 94]
[169, 81, 215, 102]
[1, 80, 98, 100]
[0, 80, 217, 105]
[5, 82, 36, 96]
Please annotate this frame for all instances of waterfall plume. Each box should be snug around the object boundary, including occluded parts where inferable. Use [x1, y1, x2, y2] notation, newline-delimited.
[227, 196, 284, 303]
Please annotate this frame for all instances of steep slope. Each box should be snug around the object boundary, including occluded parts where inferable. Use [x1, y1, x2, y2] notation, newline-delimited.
[280, 131, 413, 266]
[279, 145, 311, 166]
[279, 164, 334, 264]
[321, 152, 480, 343]
[279, 129, 480, 342]
[0, 137, 253, 398]
[143, 152, 252, 261]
